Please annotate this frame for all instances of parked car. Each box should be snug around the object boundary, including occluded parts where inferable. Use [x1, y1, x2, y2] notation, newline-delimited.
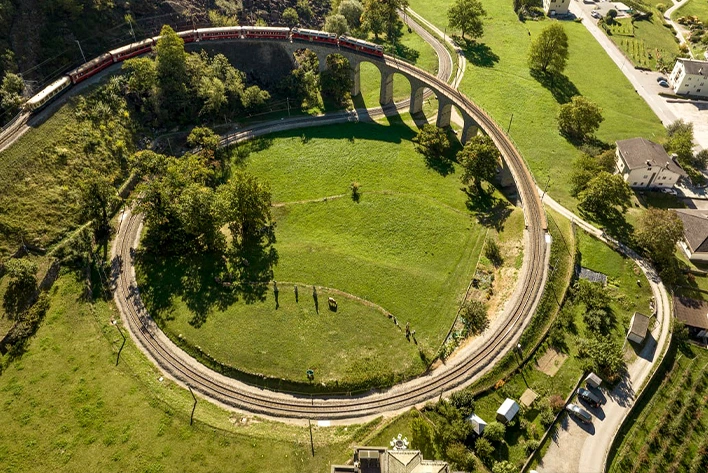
[658, 80, 669, 88]
[566, 403, 593, 423]
[591, 11, 601, 18]
[660, 188, 677, 195]
[656, 76, 668, 83]
[577, 387, 602, 407]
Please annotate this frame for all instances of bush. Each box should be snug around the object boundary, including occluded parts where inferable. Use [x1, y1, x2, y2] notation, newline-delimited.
[484, 238, 503, 267]
[492, 460, 517, 473]
[483, 421, 506, 443]
[475, 437, 494, 459]
[525, 439, 540, 455]
[539, 407, 556, 427]
[460, 300, 489, 336]
[549, 394, 565, 412]
[450, 390, 476, 418]
[350, 181, 361, 202]
[656, 3, 667, 12]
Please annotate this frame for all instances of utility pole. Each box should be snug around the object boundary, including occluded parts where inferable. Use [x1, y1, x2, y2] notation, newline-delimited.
[75, 40, 87, 64]
[113, 321, 126, 366]
[308, 419, 315, 457]
[188, 385, 197, 425]
[507, 113, 514, 134]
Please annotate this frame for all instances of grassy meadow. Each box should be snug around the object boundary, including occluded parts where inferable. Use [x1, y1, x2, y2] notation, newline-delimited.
[407, 0, 666, 209]
[137, 121, 515, 390]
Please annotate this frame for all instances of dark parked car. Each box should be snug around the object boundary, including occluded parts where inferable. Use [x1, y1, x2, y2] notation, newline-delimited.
[656, 76, 668, 83]
[566, 403, 593, 423]
[577, 387, 602, 407]
[658, 80, 669, 88]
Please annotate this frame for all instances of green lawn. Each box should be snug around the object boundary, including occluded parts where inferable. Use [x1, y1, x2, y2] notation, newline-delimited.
[604, 15, 681, 70]
[138, 122, 502, 391]
[0, 275, 366, 473]
[609, 344, 708, 473]
[673, 0, 708, 56]
[406, 0, 666, 210]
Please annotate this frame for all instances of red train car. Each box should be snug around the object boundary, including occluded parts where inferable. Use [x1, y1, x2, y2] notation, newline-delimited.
[197, 27, 243, 41]
[110, 38, 155, 63]
[68, 53, 114, 84]
[291, 28, 338, 45]
[338, 36, 384, 57]
[241, 27, 290, 40]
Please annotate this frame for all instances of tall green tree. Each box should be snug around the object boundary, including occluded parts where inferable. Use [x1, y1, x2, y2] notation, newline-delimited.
[361, 0, 386, 39]
[665, 119, 695, 168]
[321, 54, 353, 105]
[0, 71, 24, 114]
[448, 0, 486, 40]
[411, 416, 436, 459]
[241, 85, 270, 112]
[578, 171, 631, 217]
[324, 13, 350, 35]
[528, 23, 569, 73]
[123, 57, 157, 98]
[458, 134, 501, 192]
[282, 7, 299, 27]
[635, 208, 684, 265]
[413, 124, 451, 160]
[155, 25, 188, 118]
[217, 171, 273, 245]
[187, 126, 220, 154]
[557, 95, 604, 141]
[78, 172, 118, 239]
[339, 0, 364, 28]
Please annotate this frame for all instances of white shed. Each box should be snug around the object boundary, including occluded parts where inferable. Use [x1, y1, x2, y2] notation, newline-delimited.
[466, 414, 487, 436]
[496, 398, 520, 423]
[585, 372, 602, 389]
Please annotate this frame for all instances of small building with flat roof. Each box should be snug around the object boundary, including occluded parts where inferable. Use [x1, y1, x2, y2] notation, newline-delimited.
[627, 312, 651, 344]
[674, 209, 708, 262]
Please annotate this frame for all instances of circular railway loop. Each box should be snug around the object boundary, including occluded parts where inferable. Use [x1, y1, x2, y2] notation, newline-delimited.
[103, 33, 552, 421]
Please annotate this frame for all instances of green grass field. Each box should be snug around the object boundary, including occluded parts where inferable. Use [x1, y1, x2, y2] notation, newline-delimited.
[609, 344, 708, 473]
[137, 121, 503, 390]
[406, 0, 666, 209]
[0, 275, 369, 473]
[673, 0, 708, 24]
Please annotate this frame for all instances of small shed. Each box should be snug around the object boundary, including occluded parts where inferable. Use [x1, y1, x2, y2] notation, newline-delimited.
[496, 398, 520, 424]
[467, 414, 487, 436]
[627, 312, 651, 344]
[585, 372, 602, 389]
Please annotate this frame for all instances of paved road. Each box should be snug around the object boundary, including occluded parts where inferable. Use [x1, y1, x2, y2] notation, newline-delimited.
[535, 192, 671, 473]
[571, 0, 708, 150]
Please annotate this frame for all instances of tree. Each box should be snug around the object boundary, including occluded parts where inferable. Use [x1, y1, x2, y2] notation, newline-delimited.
[607, 8, 618, 20]
[123, 57, 157, 98]
[578, 171, 631, 217]
[0, 72, 24, 114]
[339, 0, 364, 28]
[458, 135, 500, 192]
[175, 184, 223, 251]
[448, 0, 486, 40]
[287, 49, 321, 109]
[460, 300, 489, 335]
[492, 460, 517, 473]
[413, 124, 451, 160]
[282, 7, 299, 27]
[241, 85, 270, 111]
[634, 208, 684, 265]
[484, 238, 502, 266]
[557, 95, 604, 141]
[2, 258, 38, 320]
[577, 336, 624, 380]
[450, 390, 476, 418]
[187, 126, 220, 154]
[528, 23, 569, 74]
[217, 171, 273, 245]
[79, 172, 118, 239]
[665, 119, 695, 168]
[321, 54, 353, 105]
[361, 0, 385, 39]
[475, 437, 494, 459]
[324, 13, 349, 35]
[155, 25, 188, 118]
[446, 442, 477, 472]
[411, 416, 436, 459]
[483, 421, 506, 443]
[296, 0, 313, 20]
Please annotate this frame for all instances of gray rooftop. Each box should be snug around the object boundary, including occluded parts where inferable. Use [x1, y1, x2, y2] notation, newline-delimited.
[678, 58, 708, 77]
[674, 209, 708, 253]
[616, 137, 687, 177]
[673, 296, 708, 330]
[629, 312, 651, 338]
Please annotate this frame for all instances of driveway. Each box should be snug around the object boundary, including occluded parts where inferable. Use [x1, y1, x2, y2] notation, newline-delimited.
[570, 0, 708, 150]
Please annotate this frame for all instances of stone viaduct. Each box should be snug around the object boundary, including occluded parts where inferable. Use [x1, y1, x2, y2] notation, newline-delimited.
[242, 40, 481, 143]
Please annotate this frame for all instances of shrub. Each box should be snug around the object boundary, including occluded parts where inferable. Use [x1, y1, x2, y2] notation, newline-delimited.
[484, 238, 503, 267]
[483, 421, 506, 443]
[450, 390, 476, 418]
[525, 439, 540, 454]
[475, 437, 494, 459]
[656, 3, 667, 12]
[350, 181, 361, 202]
[460, 300, 489, 336]
[539, 407, 556, 427]
[549, 394, 565, 412]
[492, 460, 517, 473]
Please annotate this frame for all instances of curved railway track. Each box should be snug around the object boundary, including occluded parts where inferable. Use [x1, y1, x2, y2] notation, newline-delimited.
[112, 44, 550, 420]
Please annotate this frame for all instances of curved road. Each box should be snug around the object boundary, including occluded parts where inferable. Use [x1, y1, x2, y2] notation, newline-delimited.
[111, 40, 550, 421]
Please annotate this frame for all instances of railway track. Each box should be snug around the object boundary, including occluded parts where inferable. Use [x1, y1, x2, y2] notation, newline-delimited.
[111, 48, 549, 421]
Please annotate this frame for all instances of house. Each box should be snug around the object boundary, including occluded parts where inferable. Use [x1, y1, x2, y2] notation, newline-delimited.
[466, 414, 487, 436]
[615, 137, 687, 188]
[672, 296, 708, 342]
[332, 447, 450, 473]
[627, 312, 651, 344]
[496, 398, 520, 424]
[669, 58, 708, 99]
[543, 0, 570, 16]
[674, 209, 708, 262]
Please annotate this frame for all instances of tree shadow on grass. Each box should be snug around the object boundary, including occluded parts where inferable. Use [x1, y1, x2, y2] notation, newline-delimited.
[229, 136, 274, 166]
[458, 38, 500, 68]
[578, 206, 635, 244]
[530, 69, 580, 104]
[464, 186, 513, 231]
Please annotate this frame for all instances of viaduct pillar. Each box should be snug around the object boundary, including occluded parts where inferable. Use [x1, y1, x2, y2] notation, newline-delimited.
[379, 69, 395, 106]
